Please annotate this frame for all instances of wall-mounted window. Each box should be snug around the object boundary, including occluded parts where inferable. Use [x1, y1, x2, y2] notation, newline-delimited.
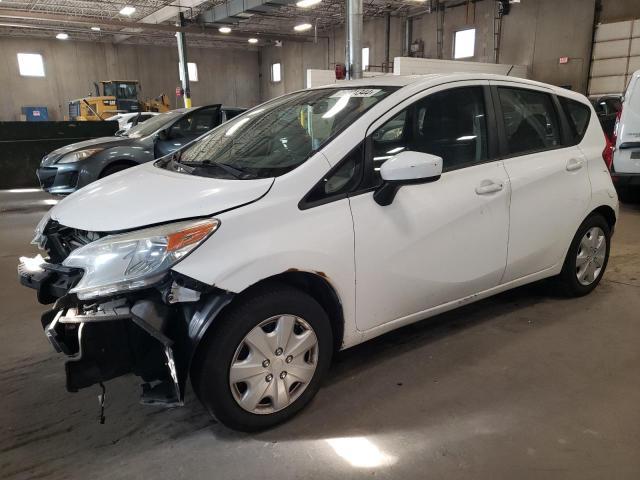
[271, 63, 282, 83]
[362, 47, 370, 71]
[453, 28, 475, 59]
[178, 62, 199, 82]
[17, 53, 45, 77]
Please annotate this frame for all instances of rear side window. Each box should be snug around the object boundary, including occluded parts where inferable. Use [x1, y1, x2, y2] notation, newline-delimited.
[498, 87, 561, 155]
[559, 97, 591, 144]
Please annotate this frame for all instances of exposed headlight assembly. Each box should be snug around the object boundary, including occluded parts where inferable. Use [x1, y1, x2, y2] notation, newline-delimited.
[63, 219, 219, 300]
[57, 148, 104, 164]
[31, 212, 51, 248]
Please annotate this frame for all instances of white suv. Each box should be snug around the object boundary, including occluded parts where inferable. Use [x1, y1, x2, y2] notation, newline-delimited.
[19, 74, 618, 431]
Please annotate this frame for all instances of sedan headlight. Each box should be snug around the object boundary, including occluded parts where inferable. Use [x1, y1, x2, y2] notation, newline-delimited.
[57, 148, 104, 164]
[63, 219, 219, 300]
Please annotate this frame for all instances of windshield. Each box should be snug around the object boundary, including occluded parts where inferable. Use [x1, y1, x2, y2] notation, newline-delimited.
[127, 110, 185, 138]
[103, 82, 138, 99]
[170, 86, 397, 179]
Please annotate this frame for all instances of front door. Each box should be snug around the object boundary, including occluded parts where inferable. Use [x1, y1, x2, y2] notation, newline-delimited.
[350, 83, 511, 331]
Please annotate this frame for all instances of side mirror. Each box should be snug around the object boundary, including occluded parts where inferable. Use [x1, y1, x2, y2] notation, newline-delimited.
[374, 151, 443, 206]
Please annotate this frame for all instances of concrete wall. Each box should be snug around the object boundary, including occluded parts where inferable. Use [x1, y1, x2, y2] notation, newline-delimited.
[0, 37, 261, 121]
[410, 0, 596, 93]
[599, 0, 640, 23]
[259, 16, 404, 101]
[259, 0, 599, 100]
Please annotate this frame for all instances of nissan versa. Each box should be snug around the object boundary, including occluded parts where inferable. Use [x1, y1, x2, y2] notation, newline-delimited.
[19, 74, 618, 431]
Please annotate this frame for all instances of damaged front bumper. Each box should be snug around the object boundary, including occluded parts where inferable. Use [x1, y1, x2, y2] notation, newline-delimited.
[18, 254, 233, 408]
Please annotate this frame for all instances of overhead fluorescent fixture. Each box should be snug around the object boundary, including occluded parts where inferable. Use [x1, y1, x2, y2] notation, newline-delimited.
[219, 26, 232, 34]
[91, 26, 101, 31]
[297, 0, 322, 7]
[119, 6, 136, 16]
[248, 38, 258, 44]
[56, 33, 69, 40]
[294, 23, 312, 32]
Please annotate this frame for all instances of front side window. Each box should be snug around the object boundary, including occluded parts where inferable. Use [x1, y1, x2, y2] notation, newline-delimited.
[103, 83, 138, 99]
[371, 86, 488, 180]
[498, 87, 560, 155]
[171, 87, 396, 179]
[170, 107, 220, 137]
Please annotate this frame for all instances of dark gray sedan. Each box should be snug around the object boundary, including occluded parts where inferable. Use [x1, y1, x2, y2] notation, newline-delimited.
[37, 105, 245, 194]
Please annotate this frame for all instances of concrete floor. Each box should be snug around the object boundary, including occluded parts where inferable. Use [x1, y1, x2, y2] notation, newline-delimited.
[1, 190, 639, 480]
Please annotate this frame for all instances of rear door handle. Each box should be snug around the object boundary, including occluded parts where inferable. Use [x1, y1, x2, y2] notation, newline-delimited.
[475, 181, 504, 195]
[566, 158, 584, 171]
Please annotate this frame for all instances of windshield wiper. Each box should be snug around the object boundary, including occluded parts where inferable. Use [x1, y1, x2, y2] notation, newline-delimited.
[180, 160, 253, 179]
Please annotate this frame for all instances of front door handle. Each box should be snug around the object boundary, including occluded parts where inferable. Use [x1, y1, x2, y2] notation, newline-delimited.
[566, 158, 584, 171]
[475, 181, 504, 195]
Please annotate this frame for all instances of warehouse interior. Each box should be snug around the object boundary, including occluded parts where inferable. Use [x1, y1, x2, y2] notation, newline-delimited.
[2, 0, 640, 478]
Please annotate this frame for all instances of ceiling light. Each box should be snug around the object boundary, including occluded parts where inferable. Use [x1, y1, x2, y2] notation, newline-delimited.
[119, 6, 136, 16]
[248, 38, 258, 44]
[219, 26, 232, 34]
[56, 33, 69, 40]
[91, 26, 101, 31]
[296, 0, 321, 7]
[294, 23, 312, 32]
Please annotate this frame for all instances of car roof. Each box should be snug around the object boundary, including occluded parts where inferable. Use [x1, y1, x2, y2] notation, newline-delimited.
[308, 73, 590, 105]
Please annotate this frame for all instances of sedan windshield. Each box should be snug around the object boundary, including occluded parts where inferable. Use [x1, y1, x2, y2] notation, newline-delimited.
[170, 87, 397, 179]
[127, 109, 186, 138]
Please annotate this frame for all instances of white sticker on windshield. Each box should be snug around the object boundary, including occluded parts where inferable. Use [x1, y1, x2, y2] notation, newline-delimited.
[330, 88, 382, 98]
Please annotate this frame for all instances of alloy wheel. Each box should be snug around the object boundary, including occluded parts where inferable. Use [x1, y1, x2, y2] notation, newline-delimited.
[576, 226, 607, 286]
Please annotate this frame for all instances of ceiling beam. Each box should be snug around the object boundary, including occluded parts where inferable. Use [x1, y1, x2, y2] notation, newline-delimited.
[0, 8, 319, 42]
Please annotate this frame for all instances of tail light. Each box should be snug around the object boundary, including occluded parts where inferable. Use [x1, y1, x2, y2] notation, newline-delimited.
[602, 134, 614, 170]
[604, 109, 622, 172]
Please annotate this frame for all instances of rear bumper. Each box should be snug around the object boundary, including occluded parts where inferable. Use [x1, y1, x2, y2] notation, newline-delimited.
[611, 172, 640, 187]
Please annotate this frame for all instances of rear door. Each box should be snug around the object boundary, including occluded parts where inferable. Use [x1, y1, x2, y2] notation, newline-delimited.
[491, 82, 591, 283]
[614, 70, 640, 173]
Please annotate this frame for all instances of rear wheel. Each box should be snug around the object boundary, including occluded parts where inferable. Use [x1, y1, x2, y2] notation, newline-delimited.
[556, 214, 610, 297]
[191, 284, 332, 432]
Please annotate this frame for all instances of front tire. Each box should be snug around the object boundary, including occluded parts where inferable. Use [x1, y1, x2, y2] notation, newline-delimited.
[556, 214, 610, 297]
[191, 284, 333, 432]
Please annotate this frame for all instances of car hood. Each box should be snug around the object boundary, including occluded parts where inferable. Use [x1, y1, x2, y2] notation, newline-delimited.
[49, 162, 274, 232]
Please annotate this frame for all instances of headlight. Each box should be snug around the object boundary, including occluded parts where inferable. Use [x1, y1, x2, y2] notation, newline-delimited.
[57, 148, 104, 164]
[63, 219, 219, 300]
[31, 212, 50, 249]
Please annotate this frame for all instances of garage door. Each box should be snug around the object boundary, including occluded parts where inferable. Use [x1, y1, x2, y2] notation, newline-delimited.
[588, 19, 640, 95]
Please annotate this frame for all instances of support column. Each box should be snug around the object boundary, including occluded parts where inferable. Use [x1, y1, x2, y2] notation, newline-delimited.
[346, 0, 363, 79]
[176, 12, 192, 108]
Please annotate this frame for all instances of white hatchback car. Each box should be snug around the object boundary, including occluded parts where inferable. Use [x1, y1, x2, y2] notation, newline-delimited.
[19, 74, 618, 431]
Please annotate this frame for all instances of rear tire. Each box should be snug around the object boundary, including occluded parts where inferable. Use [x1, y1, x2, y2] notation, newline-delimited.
[555, 214, 610, 297]
[191, 284, 333, 432]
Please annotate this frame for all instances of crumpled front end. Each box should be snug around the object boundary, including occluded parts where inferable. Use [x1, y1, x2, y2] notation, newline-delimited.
[18, 217, 233, 408]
